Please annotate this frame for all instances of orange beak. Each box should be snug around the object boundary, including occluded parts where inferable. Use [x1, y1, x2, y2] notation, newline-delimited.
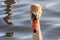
[30, 4, 42, 33]
[31, 12, 39, 33]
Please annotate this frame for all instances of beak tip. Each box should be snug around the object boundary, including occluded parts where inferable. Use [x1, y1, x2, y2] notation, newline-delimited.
[33, 29, 37, 33]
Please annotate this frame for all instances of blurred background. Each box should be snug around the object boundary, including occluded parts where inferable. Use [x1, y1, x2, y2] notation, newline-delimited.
[0, 0, 60, 40]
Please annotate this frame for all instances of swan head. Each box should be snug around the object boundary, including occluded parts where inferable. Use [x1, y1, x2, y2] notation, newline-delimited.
[30, 4, 42, 33]
[30, 4, 42, 19]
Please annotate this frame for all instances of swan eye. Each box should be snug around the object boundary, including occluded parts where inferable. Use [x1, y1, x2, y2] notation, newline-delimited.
[31, 12, 37, 20]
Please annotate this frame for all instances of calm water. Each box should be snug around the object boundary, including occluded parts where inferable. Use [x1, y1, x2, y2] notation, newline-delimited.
[0, 0, 60, 40]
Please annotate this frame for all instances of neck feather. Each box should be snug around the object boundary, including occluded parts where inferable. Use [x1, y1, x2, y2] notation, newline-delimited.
[32, 20, 42, 40]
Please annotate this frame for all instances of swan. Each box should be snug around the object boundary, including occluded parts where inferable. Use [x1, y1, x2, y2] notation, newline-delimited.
[30, 4, 42, 40]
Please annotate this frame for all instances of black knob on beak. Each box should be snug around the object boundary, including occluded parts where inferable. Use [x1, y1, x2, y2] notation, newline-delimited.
[32, 13, 37, 20]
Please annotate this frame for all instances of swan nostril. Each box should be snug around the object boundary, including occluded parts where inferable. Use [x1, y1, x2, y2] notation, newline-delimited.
[33, 29, 37, 33]
[34, 17, 37, 20]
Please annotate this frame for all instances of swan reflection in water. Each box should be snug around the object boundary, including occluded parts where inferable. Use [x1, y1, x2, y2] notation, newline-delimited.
[3, 0, 16, 37]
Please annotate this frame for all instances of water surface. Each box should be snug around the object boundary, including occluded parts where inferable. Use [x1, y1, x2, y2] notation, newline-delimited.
[0, 0, 60, 40]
